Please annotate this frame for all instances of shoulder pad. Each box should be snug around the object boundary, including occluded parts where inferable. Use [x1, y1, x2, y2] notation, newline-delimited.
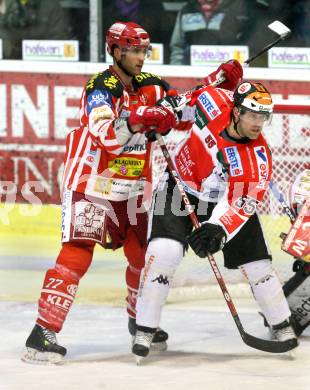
[85, 69, 124, 98]
[134, 72, 171, 91]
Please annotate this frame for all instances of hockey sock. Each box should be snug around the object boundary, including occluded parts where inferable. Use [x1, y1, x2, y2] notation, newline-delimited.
[37, 264, 81, 332]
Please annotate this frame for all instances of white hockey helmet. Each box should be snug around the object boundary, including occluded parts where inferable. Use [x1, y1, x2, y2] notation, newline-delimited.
[289, 169, 310, 215]
[234, 82, 274, 116]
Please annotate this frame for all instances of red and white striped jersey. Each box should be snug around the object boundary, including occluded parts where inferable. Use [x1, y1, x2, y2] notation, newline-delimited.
[62, 67, 171, 201]
[174, 85, 273, 240]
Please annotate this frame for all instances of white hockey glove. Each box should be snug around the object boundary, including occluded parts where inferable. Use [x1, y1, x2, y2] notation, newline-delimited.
[156, 94, 189, 120]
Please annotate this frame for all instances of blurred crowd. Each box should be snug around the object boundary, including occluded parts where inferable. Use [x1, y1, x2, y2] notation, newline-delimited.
[0, 0, 309, 65]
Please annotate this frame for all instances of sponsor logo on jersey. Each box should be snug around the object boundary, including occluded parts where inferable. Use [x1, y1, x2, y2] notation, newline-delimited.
[123, 143, 147, 153]
[61, 188, 71, 241]
[84, 150, 97, 167]
[46, 295, 72, 310]
[119, 109, 131, 118]
[87, 89, 111, 110]
[67, 284, 78, 297]
[254, 146, 269, 189]
[197, 91, 221, 120]
[103, 74, 119, 90]
[151, 274, 169, 285]
[219, 209, 244, 234]
[135, 72, 161, 83]
[94, 177, 113, 195]
[91, 106, 113, 122]
[108, 157, 145, 177]
[73, 201, 105, 242]
[224, 146, 243, 176]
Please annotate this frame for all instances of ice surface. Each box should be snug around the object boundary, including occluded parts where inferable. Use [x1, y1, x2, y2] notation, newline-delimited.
[1, 300, 309, 390]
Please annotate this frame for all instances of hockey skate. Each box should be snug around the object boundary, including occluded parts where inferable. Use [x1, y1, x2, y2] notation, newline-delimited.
[21, 324, 67, 365]
[132, 328, 155, 365]
[128, 317, 168, 353]
[271, 319, 298, 348]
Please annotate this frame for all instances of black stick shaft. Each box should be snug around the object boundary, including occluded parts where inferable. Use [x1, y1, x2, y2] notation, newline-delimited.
[244, 36, 284, 65]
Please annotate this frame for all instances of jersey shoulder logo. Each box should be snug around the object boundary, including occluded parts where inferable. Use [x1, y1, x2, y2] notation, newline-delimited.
[87, 89, 111, 109]
[85, 70, 123, 97]
[197, 91, 221, 121]
[134, 72, 161, 84]
[134, 72, 169, 90]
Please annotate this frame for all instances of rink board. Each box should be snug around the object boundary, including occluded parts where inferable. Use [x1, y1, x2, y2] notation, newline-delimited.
[0, 204, 294, 304]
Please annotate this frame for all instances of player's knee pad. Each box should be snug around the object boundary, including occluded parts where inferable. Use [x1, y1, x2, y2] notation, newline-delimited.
[124, 227, 146, 271]
[141, 238, 184, 288]
[135, 238, 183, 328]
[37, 264, 81, 332]
[240, 259, 291, 326]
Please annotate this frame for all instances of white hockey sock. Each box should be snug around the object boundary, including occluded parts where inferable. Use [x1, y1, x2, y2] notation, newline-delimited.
[136, 238, 183, 329]
[240, 259, 291, 326]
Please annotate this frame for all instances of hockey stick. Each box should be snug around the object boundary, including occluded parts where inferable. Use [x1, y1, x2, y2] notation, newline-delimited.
[212, 20, 292, 84]
[179, 21, 292, 105]
[155, 133, 297, 353]
[244, 21, 291, 65]
[268, 180, 296, 223]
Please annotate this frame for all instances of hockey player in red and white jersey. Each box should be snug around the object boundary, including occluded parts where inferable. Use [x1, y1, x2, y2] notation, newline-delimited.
[22, 21, 243, 364]
[132, 81, 299, 360]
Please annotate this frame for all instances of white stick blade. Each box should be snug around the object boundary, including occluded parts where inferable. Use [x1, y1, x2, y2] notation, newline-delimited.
[268, 20, 291, 37]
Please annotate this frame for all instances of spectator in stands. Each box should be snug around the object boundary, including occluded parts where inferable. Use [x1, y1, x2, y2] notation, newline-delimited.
[0, 0, 73, 59]
[289, 0, 310, 46]
[60, 0, 89, 61]
[169, 0, 299, 67]
[102, 0, 176, 63]
[241, 0, 292, 67]
[169, 0, 248, 65]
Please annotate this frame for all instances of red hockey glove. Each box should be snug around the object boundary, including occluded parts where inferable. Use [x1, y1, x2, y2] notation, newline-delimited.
[128, 105, 177, 134]
[204, 59, 243, 91]
[187, 222, 227, 258]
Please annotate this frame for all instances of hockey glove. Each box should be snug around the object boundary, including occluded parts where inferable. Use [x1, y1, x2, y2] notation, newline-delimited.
[204, 59, 243, 91]
[156, 94, 189, 120]
[292, 259, 310, 274]
[128, 105, 177, 134]
[188, 222, 227, 258]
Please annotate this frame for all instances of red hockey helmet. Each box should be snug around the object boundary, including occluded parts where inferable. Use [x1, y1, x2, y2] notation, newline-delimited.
[106, 22, 151, 55]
